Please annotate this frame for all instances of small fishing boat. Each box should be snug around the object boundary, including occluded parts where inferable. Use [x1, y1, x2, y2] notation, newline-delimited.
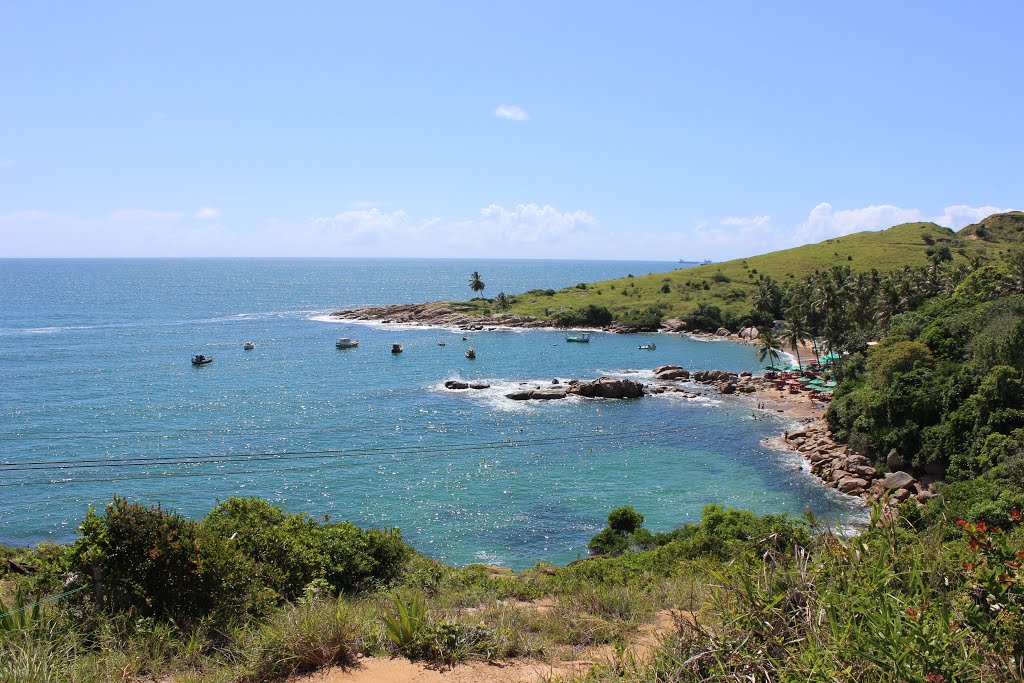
[391, 343, 403, 354]
[638, 342, 656, 350]
[335, 337, 359, 349]
[243, 341, 255, 350]
[565, 332, 590, 343]
[191, 354, 213, 365]
[437, 341, 446, 346]
[465, 348, 476, 359]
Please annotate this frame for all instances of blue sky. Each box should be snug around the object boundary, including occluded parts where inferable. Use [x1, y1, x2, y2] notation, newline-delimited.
[1, 1, 1021, 259]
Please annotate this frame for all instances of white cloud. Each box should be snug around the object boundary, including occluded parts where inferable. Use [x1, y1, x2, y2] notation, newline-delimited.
[792, 203, 922, 245]
[477, 203, 595, 243]
[494, 104, 530, 121]
[195, 207, 221, 220]
[930, 204, 1011, 229]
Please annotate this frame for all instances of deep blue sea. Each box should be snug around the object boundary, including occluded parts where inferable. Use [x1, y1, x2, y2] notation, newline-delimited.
[0, 258, 861, 569]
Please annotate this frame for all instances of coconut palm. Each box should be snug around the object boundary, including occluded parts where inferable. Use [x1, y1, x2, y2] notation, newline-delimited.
[756, 328, 784, 368]
[495, 292, 510, 311]
[780, 316, 810, 370]
[468, 271, 485, 297]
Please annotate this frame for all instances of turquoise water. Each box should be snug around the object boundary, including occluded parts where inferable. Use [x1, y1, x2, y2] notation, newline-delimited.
[0, 258, 860, 568]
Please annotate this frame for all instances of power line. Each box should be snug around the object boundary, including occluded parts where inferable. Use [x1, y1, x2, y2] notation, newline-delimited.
[0, 427, 682, 488]
[0, 427, 675, 472]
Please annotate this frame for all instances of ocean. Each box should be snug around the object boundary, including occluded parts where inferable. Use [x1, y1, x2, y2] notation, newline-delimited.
[0, 258, 862, 569]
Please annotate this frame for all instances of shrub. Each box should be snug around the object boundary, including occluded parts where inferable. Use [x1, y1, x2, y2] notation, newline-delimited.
[617, 307, 663, 329]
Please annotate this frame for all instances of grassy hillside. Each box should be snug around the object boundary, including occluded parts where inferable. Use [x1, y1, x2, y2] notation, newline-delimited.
[488, 213, 1023, 325]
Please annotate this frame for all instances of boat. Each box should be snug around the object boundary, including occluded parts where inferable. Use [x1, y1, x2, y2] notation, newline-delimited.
[465, 348, 476, 359]
[391, 343, 403, 354]
[191, 354, 213, 365]
[565, 332, 590, 343]
[243, 341, 255, 350]
[638, 342, 656, 350]
[335, 337, 359, 349]
[437, 341, 446, 346]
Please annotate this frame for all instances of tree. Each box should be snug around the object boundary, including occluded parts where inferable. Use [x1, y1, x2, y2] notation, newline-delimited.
[495, 292, 510, 311]
[756, 328, 784, 367]
[468, 271, 485, 297]
[780, 316, 810, 369]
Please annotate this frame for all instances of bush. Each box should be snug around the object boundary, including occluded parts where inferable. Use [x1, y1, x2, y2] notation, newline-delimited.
[551, 305, 613, 327]
[71, 497, 260, 623]
[617, 307, 663, 329]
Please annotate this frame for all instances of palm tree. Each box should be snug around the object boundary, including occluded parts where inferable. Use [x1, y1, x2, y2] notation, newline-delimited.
[756, 328, 784, 368]
[780, 316, 810, 370]
[495, 292, 510, 311]
[468, 272, 485, 297]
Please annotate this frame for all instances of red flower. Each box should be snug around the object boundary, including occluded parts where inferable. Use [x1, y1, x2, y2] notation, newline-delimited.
[969, 537, 980, 550]
[1011, 508, 1021, 521]
[955, 518, 966, 527]
[905, 607, 917, 617]
[977, 521, 988, 532]
[963, 561, 975, 571]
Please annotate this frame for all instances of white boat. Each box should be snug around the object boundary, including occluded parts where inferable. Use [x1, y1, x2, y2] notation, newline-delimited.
[335, 337, 359, 349]
[243, 341, 255, 350]
[638, 342, 656, 350]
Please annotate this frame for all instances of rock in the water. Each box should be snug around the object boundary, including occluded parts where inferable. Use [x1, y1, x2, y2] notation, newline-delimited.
[445, 380, 470, 390]
[653, 365, 689, 380]
[530, 389, 568, 400]
[505, 390, 534, 401]
[567, 377, 644, 399]
[468, 382, 490, 390]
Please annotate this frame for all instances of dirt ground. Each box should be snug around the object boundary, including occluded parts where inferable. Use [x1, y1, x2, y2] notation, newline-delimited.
[296, 611, 686, 683]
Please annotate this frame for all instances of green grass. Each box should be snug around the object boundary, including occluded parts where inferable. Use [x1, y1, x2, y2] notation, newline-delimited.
[453, 213, 1024, 325]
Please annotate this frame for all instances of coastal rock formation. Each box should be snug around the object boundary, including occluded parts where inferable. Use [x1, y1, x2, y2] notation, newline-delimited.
[332, 302, 547, 330]
[567, 377, 644, 399]
[505, 377, 644, 401]
[653, 365, 689, 380]
[444, 380, 491, 390]
[782, 419, 934, 506]
[660, 318, 687, 332]
[738, 326, 760, 340]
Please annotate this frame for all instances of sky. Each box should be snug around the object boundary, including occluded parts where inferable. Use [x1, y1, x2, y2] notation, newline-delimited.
[1, 1, 1021, 260]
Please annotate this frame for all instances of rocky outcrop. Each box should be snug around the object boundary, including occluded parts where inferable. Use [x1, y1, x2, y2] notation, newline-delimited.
[783, 420, 935, 506]
[660, 318, 687, 332]
[653, 365, 689, 380]
[505, 377, 644, 401]
[738, 327, 760, 340]
[332, 302, 548, 330]
[444, 380, 491, 390]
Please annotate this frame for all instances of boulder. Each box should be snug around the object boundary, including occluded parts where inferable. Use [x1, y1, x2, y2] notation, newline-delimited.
[720, 382, 737, 394]
[468, 382, 491, 390]
[715, 327, 731, 337]
[661, 318, 687, 332]
[653, 365, 690, 380]
[445, 380, 470, 390]
[505, 390, 534, 401]
[738, 326, 760, 340]
[530, 389, 568, 400]
[886, 448, 906, 471]
[880, 471, 916, 492]
[838, 476, 870, 494]
[567, 377, 645, 399]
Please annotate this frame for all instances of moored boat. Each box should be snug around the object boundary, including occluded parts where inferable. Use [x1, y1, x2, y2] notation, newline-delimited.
[243, 341, 255, 350]
[638, 342, 656, 350]
[465, 348, 476, 359]
[191, 354, 213, 365]
[335, 337, 359, 349]
[391, 343, 403, 354]
[565, 332, 590, 343]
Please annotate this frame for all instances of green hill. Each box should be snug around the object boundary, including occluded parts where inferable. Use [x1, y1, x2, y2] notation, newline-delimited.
[497, 213, 1022, 325]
